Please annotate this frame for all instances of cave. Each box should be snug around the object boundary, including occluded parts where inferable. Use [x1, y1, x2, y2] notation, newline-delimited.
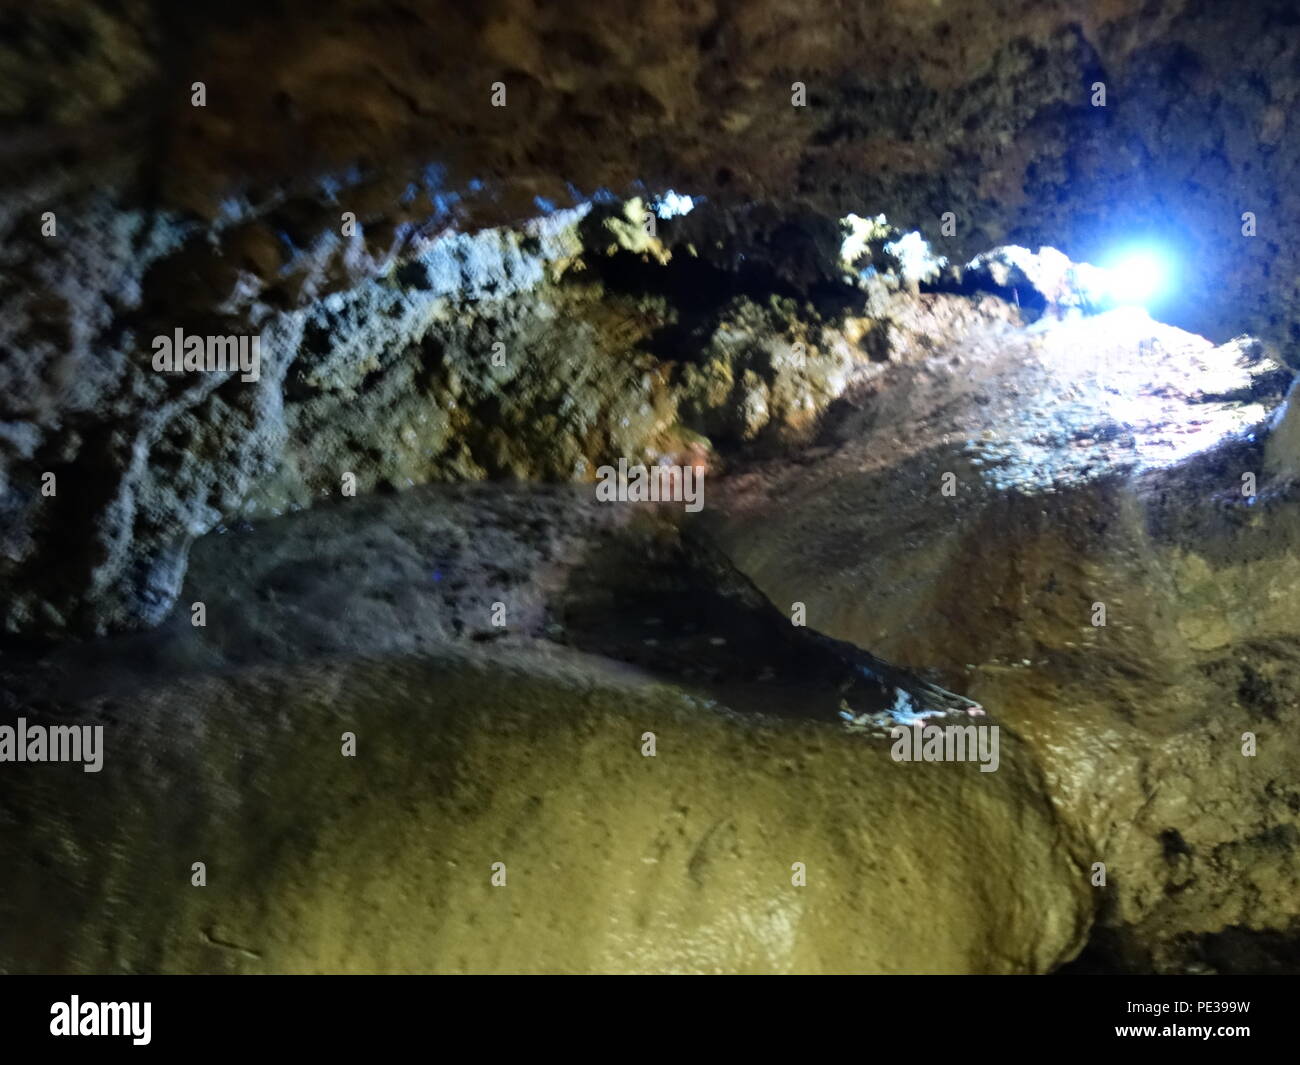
[3, 0, 1300, 989]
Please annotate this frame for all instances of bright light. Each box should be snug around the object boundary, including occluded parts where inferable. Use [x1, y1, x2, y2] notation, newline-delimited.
[1091, 246, 1175, 308]
[653, 190, 695, 219]
[884, 230, 947, 283]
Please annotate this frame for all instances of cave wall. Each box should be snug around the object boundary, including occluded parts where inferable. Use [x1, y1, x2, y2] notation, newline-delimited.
[4, 0, 1300, 637]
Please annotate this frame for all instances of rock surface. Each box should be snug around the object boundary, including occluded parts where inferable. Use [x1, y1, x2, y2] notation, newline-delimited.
[701, 308, 1300, 971]
[2, 0, 1300, 976]
[0, 492, 1090, 975]
[1, 649, 1091, 975]
[6, 0, 1300, 635]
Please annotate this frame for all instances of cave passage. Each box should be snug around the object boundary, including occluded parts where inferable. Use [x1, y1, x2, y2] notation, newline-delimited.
[3, 0, 1300, 998]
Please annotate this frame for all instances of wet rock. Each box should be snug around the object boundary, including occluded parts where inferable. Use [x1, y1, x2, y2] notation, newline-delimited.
[0, 645, 1090, 974]
[5, 0, 1300, 638]
[700, 310, 1300, 971]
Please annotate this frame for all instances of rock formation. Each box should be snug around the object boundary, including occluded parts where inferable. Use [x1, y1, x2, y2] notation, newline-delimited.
[2, 0, 1299, 974]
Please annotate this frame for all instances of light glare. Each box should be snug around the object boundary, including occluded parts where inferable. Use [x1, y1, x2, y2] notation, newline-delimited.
[1095, 247, 1173, 307]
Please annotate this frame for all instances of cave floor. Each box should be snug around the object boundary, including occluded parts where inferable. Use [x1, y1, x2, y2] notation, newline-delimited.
[2, 308, 1299, 973]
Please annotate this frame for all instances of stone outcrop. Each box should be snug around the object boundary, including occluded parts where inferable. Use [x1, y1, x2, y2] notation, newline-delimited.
[3, 0, 1300, 976]
[5, 0, 1300, 636]
[0, 644, 1091, 975]
[0, 482, 1091, 975]
[700, 308, 1300, 971]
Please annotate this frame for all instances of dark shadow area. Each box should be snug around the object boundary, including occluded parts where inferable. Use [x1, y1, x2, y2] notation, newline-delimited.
[1056, 924, 1300, 975]
[555, 521, 984, 725]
